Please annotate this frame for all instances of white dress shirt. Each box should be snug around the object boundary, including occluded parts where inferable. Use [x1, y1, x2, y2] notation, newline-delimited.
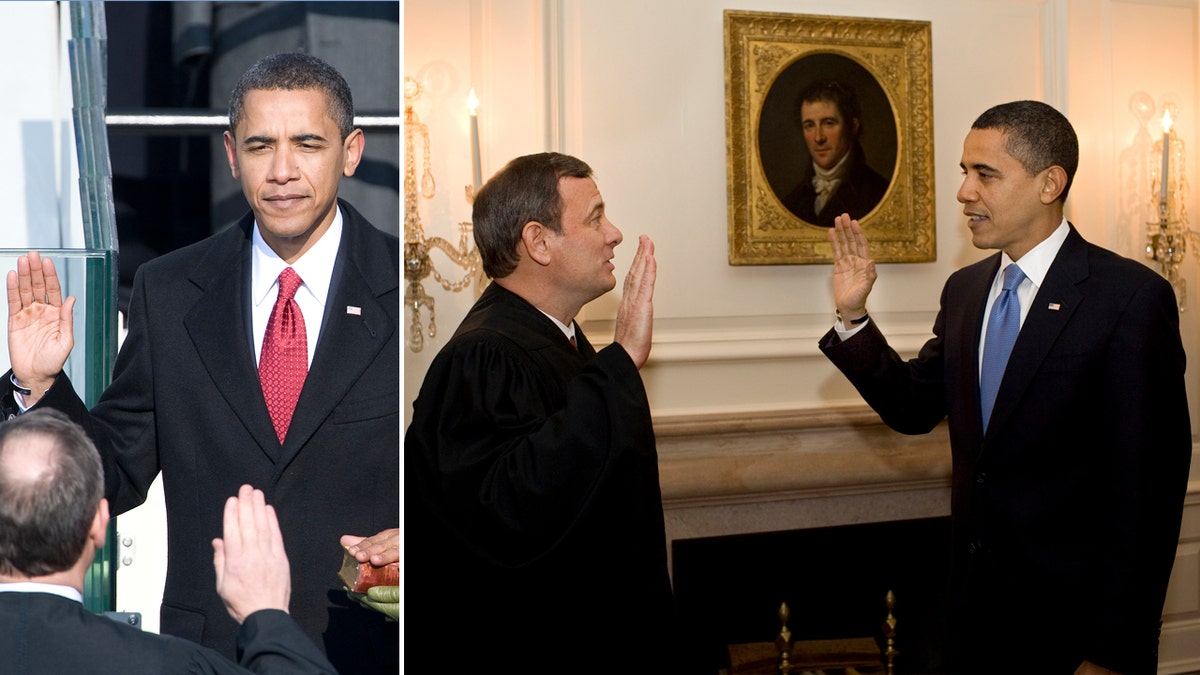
[538, 309, 577, 345]
[0, 581, 83, 603]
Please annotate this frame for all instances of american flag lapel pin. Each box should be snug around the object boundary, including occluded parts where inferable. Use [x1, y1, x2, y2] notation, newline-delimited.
[1047, 302, 1061, 311]
[347, 305, 362, 316]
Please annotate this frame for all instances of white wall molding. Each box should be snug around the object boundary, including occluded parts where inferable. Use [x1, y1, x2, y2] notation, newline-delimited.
[585, 313, 935, 363]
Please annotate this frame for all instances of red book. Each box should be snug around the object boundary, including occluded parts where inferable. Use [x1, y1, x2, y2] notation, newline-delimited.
[338, 549, 399, 593]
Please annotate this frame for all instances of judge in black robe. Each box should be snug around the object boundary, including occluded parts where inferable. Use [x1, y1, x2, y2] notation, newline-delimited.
[405, 153, 676, 675]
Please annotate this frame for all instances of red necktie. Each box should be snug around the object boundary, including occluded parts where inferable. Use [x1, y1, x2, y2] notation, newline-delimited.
[569, 335, 578, 351]
[259, 268, 307, 443]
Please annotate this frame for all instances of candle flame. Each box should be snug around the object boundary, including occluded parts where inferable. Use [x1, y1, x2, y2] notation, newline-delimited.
[1163, 108, 1173, 134]
[468, 88, 479, 117]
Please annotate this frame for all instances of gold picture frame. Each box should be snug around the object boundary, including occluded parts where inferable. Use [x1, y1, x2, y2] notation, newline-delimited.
[725, 11, 935, 264]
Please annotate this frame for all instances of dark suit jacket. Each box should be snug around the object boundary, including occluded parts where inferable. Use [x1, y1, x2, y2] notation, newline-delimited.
[783, 144, 890, 227]
[820, 225, 1191, 673]
[3, 200, 400, 673]
[406, 283, 677, 674]
[0, 591, 336, 674]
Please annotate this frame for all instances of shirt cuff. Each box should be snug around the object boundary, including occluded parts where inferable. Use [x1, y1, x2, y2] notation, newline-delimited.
[10, 373, 50, 413]
[834, 317, 871, 341]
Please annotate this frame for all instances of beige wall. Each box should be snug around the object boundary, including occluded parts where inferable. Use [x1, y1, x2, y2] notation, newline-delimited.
[404, 0, 1200, 437]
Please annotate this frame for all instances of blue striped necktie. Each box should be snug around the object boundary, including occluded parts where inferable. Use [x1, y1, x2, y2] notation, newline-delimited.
[980, 264, 1026, 431]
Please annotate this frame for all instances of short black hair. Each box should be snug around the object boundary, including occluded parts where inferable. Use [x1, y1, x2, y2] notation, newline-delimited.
[472, 152, 593, 279]
[228, 52, 355, 139]
[971, 100, 1079, 201]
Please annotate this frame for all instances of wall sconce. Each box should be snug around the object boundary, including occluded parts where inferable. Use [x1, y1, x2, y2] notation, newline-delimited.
[1142, 96, 1199, 310]
[404, 77, 486, 352]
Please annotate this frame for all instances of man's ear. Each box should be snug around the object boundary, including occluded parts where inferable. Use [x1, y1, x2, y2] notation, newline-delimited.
[90, 499, 110, 549]
[341, 128, 366, 177]
[1040, 166, 1068, 204]
[222, 131, 241, 180]
[521, 221, 554, 267]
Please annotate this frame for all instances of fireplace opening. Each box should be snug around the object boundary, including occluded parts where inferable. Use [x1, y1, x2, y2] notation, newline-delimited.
[672, 516, 952, 674]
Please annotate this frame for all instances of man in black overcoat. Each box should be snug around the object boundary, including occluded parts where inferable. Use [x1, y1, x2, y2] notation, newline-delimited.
[3, 53, 399, 673]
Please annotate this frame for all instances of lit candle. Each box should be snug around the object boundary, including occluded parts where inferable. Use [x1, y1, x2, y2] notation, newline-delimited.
[1161, 108, 1173, 211]
[468, 88, 482, 192]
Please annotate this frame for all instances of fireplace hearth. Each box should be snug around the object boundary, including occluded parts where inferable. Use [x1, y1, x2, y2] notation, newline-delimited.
[652, 407, 955, 673]
[672, 517, 951, 674]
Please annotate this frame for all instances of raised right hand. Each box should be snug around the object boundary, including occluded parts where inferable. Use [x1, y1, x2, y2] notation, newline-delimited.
[828, 214, 878, 321]
[6, 252, 74, 401]
[212, 485, 292, 625]
[612, 235, 656, 369]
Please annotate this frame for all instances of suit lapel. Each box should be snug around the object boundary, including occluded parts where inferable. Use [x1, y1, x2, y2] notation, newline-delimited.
[274, 203, 397, 472]
[951, 256, 998, 439]
[984, 226, 1087, 439]
[573, 323, 597, 359]
[182, 218, 283, 460]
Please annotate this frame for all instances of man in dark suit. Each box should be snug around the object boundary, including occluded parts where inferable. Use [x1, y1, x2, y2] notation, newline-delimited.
[782, 79, 889, 227]
[3, 53, 398, 672]
[0, 409, 336, 674]
[406, 153, 677, 674]
[821, 100, 1191, 673]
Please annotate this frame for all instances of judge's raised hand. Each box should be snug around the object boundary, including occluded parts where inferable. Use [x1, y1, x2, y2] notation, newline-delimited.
[6, 251, 75, 402]
[612, 234, 656, 369]
[828, 214, 878, 322]
[212, 485, 292, 624]
[340, 528, 399, 567]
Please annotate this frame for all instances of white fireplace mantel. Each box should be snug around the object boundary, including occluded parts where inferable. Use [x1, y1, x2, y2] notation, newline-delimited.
[656, 405, 953, 548]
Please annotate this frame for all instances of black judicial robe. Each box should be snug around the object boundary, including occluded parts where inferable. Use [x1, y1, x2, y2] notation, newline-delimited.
[405, 283, 676, 674]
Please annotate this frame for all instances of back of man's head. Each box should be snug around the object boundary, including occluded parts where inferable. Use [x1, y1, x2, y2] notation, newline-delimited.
[972, 100, 1079, 201]
[0, 410, 102, 578]
[472, 152, 592, 279]
[228, 52, 356, 140]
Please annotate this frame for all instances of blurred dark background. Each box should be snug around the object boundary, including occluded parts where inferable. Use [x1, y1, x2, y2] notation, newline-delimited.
[104, 1, 399, 315]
